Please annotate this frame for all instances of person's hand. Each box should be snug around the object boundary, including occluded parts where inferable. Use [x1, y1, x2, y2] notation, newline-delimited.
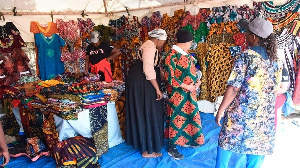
[195, 80, 201, 89]
[156, 90, 163, 100]
[215, 111, 224, 127]
[186, 83, 197, 92]
[0, 149, 10, 166]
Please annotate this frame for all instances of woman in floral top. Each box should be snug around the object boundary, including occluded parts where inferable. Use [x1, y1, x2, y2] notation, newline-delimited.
[215, 17, 281, 168]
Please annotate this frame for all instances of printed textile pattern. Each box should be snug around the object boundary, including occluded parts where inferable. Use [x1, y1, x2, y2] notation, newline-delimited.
[207, 43, 235, 102]
[196, 43, 209, 100]
[219, 49, 281, 155]
[42, 113, 59, 156]
[77, 18, 95, 50]
[163, 49, 205, 146]
[2, 98, 20, 136]
[54, 136, 98, 166]
[89, 105, 108, 156]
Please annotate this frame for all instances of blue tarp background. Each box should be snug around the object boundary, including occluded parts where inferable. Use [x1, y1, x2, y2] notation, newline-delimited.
[1, 113, 299, 168]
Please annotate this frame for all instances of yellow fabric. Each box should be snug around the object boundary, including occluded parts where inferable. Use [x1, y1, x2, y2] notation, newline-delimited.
[40, 79, 65, 87]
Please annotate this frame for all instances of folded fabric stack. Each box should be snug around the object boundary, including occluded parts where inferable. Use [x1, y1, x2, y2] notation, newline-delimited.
[81, 91, 107, 108]
[47, 98, 83, 120]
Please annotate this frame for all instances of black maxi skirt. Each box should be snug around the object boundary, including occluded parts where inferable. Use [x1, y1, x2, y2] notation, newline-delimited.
[125, 60, 164, 154]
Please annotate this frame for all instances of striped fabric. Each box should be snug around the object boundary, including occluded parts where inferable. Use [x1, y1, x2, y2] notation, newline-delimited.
[54, 136, 99, 167]
[262, 0, 300, 19]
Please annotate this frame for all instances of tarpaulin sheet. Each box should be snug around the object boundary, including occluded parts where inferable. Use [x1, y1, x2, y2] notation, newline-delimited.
[1, 113, 300, 168]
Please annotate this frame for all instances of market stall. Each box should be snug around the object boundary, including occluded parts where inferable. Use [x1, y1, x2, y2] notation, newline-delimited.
[0, 0, 299, 167]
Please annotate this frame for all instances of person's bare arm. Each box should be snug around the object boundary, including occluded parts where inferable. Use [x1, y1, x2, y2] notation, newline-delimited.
[150, 79, 163, 100]
[215, 86, 239, 126]
[0, 122, 9, 166]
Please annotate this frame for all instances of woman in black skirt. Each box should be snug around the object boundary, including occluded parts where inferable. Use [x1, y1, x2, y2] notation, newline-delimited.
[126, 29, 167, 158]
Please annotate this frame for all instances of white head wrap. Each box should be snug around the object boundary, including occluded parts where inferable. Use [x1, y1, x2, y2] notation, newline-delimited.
[148, 29, 167, 40]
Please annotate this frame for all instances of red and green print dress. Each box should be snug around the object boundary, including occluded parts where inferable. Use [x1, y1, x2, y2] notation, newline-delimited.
[163, 46, 205, 146]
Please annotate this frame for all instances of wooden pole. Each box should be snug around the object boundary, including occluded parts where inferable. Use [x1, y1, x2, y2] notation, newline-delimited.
[0, 11, 104, 15]
[103, 0, 108, 17]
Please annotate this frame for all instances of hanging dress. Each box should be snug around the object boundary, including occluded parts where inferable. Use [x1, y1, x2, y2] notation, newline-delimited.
[35, 33, 65, 80]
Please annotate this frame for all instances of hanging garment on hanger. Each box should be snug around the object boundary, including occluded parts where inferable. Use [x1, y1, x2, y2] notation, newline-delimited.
[207, 42, 235, 102]
[77, 18, 95, 50]
[268, 12, 299, 34]
[261, 0, 300, 19]
[35, 33, 65, 80]
[276, 29, 300, 95]
[30, 21, 58, 37]
[57, 19, 85, 73]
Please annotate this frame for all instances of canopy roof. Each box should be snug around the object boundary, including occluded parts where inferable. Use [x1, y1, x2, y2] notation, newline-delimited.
[0, 0, 286, 14]
[0, 0, 186, 13]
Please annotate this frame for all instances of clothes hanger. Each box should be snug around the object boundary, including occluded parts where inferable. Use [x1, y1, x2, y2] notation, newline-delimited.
[63, 15, 68, 22]
[39, 16, 48, 24]
[50, 12, 53, 22]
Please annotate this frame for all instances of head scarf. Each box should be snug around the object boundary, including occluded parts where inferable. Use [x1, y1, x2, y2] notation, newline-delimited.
[148, 29, 167, 40]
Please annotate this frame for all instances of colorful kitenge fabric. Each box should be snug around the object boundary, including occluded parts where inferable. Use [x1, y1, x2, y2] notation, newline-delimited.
[207, 22, 239, 44]
[68, 82, 102, 94]
[18, 75, 39, 85]
[54, 136, 99, 167]
[163, 47, 205, 146]
[260, 0, 300, 19]
[230, 46, 242, 59]
[20, 107, 44, 140]
[77, 156, 100, 168]
[195, 43, 209, 100]
[268, 12, 299, 34]
[55, 73, 83, 84]
[57, 19, 86, 74]
[276, 30, 300, 95]
[48, 94, 82, 104]
[40, 84, 69, 96]
[161, 9, 185, 55]
[40, 79, 65, 87]
[218, 47, 281, 155]
[42, 113, 59, 156]
[2, 98, 20, 136]
[236, 4, 257, 21]
[115, 97, 126, 139]
[77, 18, 95, 50]
[207, 43, 235, 102]
[89, 105, 108, 156]
[289, 20, 300, 37]
[25, 136, 47, 159]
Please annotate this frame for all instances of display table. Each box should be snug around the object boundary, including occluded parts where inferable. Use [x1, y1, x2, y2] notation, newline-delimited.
[54, 102, 124, 148]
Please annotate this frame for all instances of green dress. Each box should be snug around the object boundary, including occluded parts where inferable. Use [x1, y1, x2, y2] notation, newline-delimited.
[163, 46, 205, 146]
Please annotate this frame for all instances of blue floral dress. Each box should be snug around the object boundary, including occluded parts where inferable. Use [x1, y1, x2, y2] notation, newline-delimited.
[218, 46, 281, 155]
